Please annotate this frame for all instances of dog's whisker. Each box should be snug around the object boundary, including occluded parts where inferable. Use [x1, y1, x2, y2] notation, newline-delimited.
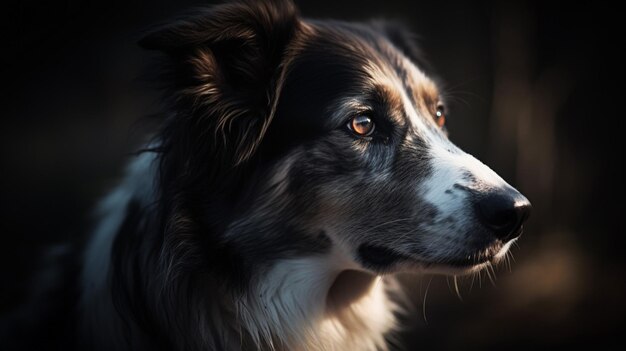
[440, 94, 472, 108]
[385, 228, 419, 247]
[422, 276, 433, 324]
[506, 251, 513, 272]
[357, 217, 415, 237]
[443, 89, 488, 104]
[453, 276, 463, 301]
[440, 76, 484, 92]
[469, 271, 476, 293]
[485, 263, 497, 286]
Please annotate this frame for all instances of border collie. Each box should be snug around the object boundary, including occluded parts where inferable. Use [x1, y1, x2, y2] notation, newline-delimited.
[61, 0, 531, 350]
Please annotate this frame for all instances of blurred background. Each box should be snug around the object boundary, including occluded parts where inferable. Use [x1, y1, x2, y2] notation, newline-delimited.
[1, 0, 624, 349]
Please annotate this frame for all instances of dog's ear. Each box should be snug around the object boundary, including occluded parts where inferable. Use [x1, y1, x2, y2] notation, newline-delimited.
[372, 20, 432, 73]
[140, 0, 298, 165]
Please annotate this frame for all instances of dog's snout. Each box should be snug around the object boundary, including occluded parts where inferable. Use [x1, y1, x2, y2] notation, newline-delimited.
[476, 189, 531, 241]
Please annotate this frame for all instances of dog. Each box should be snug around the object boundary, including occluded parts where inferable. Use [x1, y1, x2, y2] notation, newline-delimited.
[8, 0, 531, 350]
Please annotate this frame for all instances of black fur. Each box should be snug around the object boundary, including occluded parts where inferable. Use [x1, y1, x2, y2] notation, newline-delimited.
[357, 243, 413, 270]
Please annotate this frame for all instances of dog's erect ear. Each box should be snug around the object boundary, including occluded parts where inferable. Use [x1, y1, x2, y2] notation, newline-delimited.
[140, 0, 298, 165]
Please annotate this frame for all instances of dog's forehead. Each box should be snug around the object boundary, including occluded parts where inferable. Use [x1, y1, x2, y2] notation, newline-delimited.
[280, 21, 440, 129]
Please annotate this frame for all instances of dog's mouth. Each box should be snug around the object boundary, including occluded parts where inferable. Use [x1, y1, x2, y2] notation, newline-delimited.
[357, 240, 513, 275]
[422, 255, 495, 275]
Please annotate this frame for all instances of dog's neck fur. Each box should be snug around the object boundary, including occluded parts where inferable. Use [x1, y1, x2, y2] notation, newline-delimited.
[237, 251, 398, 351]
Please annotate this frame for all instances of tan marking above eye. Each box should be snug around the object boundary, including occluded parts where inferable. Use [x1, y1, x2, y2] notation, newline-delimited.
[349, 115, 375, 137]
[435, 105, 446, 128]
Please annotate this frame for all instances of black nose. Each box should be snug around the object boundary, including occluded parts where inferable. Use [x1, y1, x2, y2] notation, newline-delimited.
[477, 189, 531, 241]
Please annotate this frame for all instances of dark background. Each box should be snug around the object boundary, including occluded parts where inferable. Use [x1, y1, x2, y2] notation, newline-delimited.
[1, 0, 624, 349]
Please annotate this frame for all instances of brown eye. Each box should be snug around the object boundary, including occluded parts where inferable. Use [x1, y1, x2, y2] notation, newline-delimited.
[348, 115, 375, 137]
[435, 105, 446, 128]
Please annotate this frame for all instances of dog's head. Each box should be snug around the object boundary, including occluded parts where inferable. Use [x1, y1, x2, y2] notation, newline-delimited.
[142, 0, 531, 279]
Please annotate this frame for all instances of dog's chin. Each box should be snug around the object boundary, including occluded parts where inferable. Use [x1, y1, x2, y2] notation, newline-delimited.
[416, 239, 516, 276]
[419, 260, 492, 276]
[357, 239, 516, 276]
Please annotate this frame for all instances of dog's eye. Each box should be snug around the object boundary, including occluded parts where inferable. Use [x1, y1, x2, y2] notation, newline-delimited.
[348, 115, 375, 137]
[435, 105, 446, 128]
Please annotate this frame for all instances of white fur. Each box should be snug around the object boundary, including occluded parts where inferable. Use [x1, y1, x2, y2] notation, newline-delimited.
[238, 247, 398, 351]
[421, 143, 509, 216]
